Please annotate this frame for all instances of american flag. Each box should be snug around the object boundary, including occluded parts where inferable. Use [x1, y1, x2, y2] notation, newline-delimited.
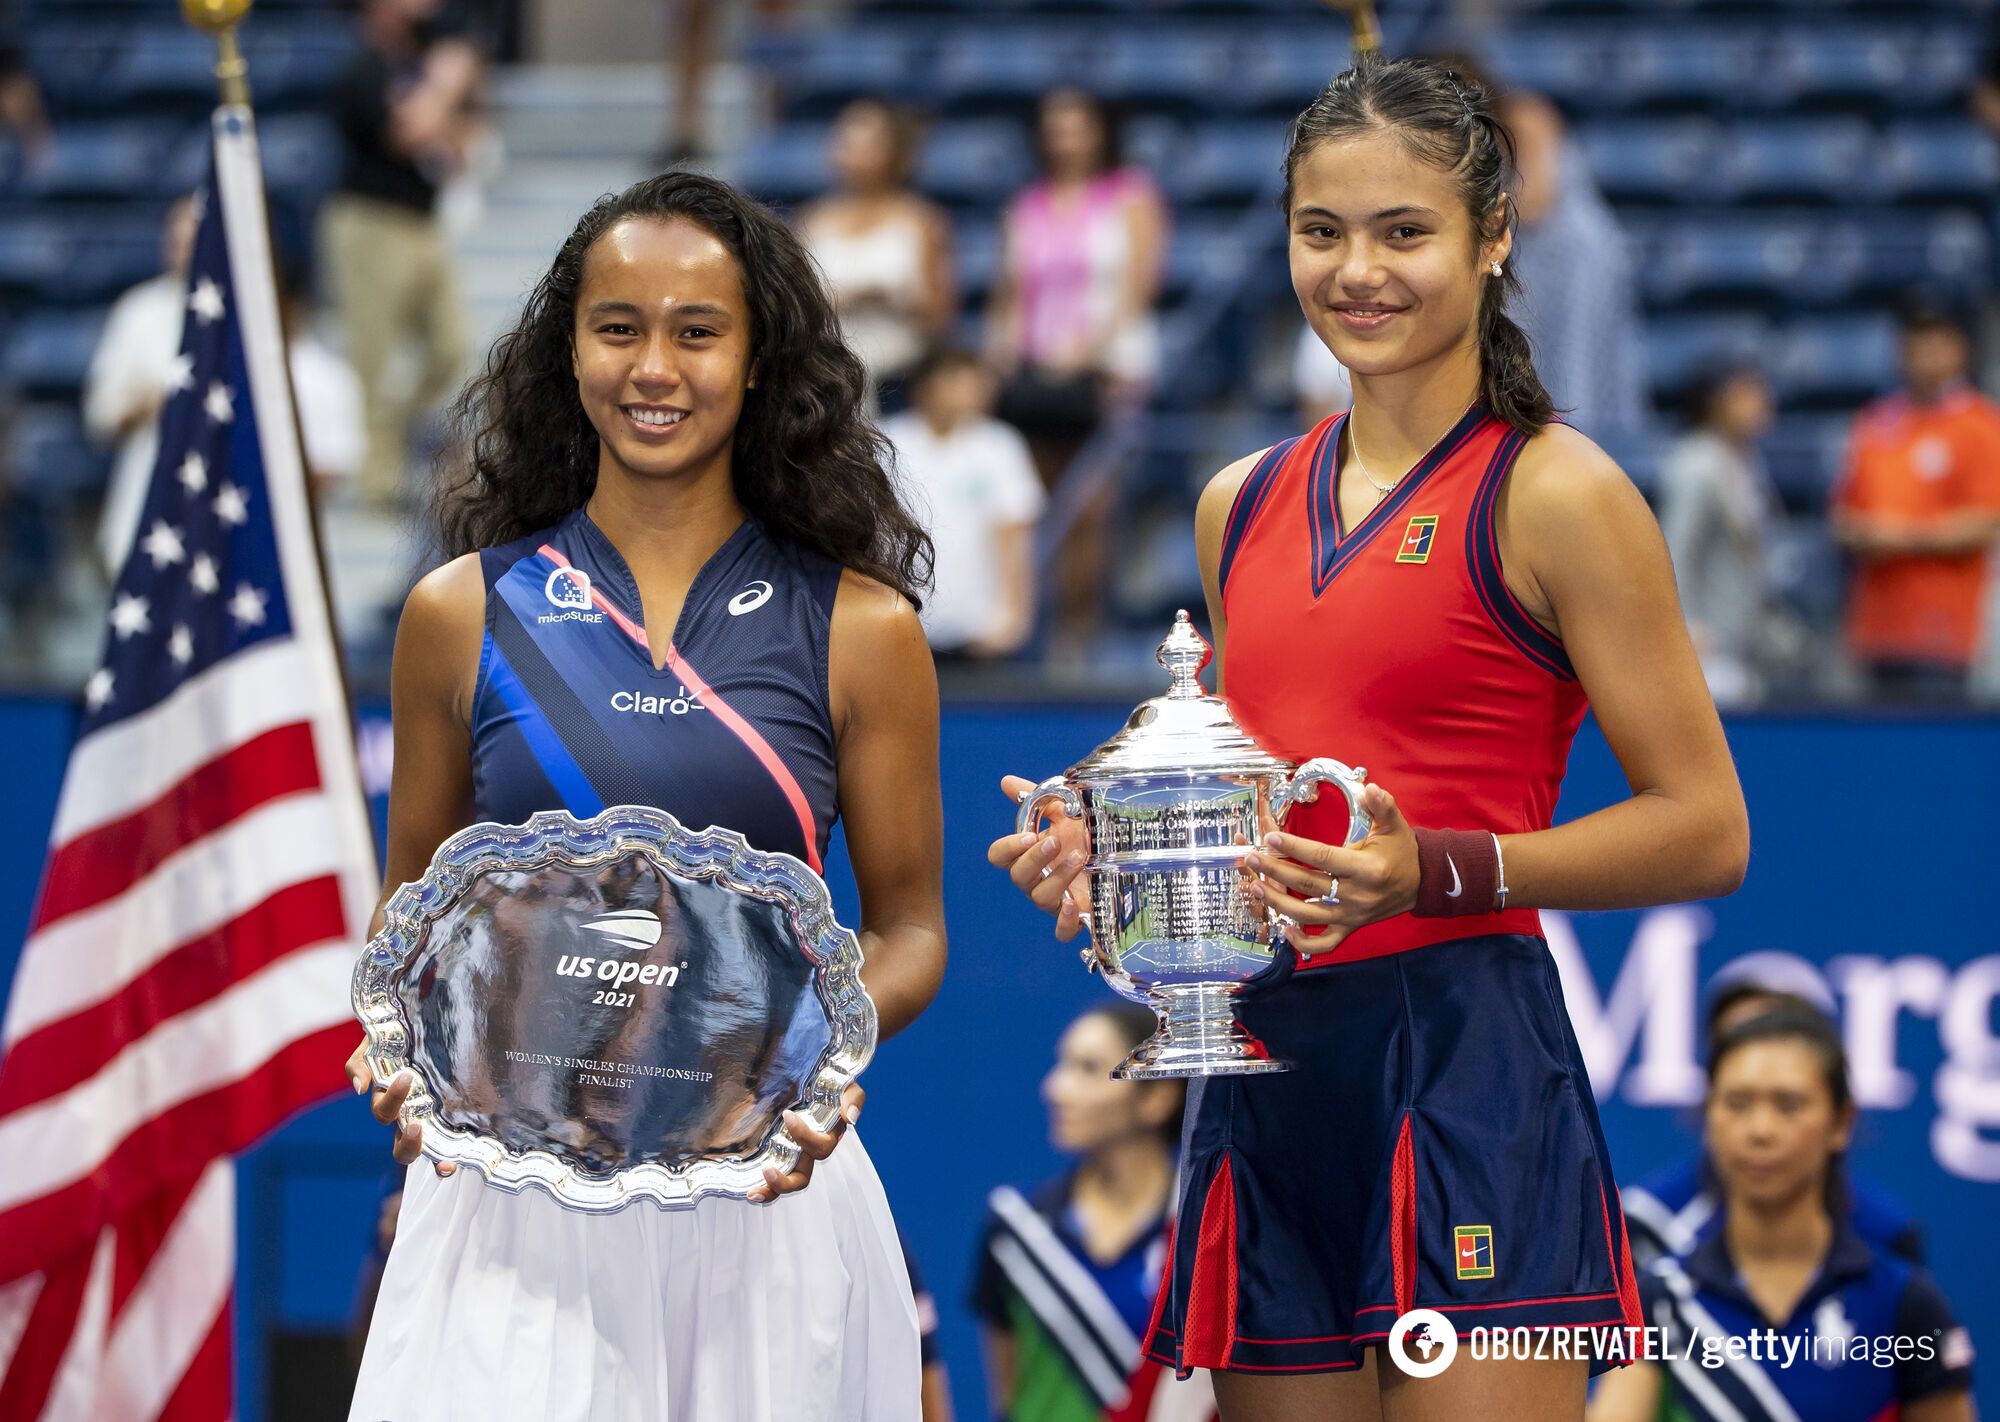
[0, 109, 377, 1419]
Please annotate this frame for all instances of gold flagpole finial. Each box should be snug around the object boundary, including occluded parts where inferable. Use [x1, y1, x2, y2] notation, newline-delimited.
[181, 0, 255, 106]
[1321, 0, 1383, 57]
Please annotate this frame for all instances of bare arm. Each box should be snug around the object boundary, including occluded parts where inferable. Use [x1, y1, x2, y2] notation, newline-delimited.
[1583, 1360, 1663, 1422]
[1904, 1390, 1978, 1422]
[828, 572, 948, 1039]
[1193, 449, 1266, 692]
[1112, 185, 1169, 331]
[917, 201, 958, 341]
[969, 522, 1035, 656]
[920, 1361, 955, 1422]
[345, 554, 485, 1161]
[388, 37, 482, 162]
[1836, 507, 2000, 558]
[984, 208, 1023, 372]
[1496, 426, 1750, 908]
[980, 1325, 1018, 1419]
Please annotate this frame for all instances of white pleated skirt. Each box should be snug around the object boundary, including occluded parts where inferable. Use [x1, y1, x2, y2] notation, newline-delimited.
[348, 1131, 920, 1422]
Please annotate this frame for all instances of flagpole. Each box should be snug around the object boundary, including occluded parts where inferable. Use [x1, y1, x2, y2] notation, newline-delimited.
[1321, 0, 1383, 57]
[183, 0, 384, 886]
[186, 0, 384, 912]
[181, 0, 254, 104]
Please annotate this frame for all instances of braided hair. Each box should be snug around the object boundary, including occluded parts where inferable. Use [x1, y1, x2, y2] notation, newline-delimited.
[1281, 55, 1555, 435]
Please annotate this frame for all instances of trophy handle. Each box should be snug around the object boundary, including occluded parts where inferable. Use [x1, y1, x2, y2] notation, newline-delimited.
[1016, 776, 1093, 941]
[1270, 758, 1372, 847]
[1015, 775, 1084, 836]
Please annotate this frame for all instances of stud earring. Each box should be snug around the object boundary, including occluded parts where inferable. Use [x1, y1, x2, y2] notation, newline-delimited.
[1489, 260, 1503, 277]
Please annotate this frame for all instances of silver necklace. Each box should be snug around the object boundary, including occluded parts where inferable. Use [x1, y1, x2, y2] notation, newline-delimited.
[1346, 401, 1477, 502]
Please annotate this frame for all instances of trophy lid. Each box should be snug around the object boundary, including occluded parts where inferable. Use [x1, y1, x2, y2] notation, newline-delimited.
[1063, 612, 1294, 782]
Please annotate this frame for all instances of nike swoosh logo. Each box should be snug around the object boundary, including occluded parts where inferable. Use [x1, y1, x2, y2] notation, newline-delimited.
[1444, 854, 1462, 898]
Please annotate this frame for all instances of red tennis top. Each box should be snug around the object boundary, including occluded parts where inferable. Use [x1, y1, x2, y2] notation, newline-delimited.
[1219, 404, 1588, 964]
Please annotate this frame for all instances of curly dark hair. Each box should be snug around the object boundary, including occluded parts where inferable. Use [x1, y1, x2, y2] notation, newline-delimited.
[432, 169, 933, 606]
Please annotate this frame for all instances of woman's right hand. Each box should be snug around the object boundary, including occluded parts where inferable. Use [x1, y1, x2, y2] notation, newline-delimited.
[345, 1037, 456, 1177]
[987, 774, 1091, 941]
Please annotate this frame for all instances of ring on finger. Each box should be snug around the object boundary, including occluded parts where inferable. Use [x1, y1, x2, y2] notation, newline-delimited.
[1039, 864, 1054, 880]
[1312, 877, 1340, 907]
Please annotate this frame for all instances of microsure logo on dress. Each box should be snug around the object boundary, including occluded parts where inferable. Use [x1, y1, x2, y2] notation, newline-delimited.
[539, 565, 604, 624]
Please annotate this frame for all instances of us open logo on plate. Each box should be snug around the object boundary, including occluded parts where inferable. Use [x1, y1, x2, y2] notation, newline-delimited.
[578, 908, 664, 951]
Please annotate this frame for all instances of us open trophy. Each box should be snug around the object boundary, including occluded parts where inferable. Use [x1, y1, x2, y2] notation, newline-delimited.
[1016, 612, 1371, 1079]
[352, 806, 875, 1211]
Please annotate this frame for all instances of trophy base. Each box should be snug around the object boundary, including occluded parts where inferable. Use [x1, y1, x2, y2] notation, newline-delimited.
[1114, 983, 1290, 1080]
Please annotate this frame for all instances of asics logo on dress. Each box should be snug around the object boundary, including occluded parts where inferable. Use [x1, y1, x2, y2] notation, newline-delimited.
[728, 580, 774, 616]
[538, 566, 604, 625]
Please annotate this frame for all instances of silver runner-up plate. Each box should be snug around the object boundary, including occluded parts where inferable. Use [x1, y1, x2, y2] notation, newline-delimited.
[351, 806, 876, 1212]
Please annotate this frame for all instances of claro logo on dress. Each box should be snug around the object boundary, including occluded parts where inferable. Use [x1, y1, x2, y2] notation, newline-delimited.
[538, 566, 604, 625]
[611, 687, 707, 716]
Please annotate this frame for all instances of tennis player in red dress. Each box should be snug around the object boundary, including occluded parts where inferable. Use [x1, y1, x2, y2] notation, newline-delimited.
[991, 56, 1749, 1422]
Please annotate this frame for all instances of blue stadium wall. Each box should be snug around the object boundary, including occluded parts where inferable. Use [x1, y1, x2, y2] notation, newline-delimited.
[2, 698, 1995, 1422]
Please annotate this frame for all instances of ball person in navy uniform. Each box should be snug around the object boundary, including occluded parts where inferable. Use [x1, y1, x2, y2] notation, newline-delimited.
[1589, 1008, 1975, 1422]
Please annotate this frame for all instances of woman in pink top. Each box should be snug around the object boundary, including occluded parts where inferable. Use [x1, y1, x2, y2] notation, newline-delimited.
[988, 89, 1169, 644]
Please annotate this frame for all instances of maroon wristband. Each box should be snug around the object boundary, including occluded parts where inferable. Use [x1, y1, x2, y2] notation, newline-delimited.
[1412, 827, 1500, 918]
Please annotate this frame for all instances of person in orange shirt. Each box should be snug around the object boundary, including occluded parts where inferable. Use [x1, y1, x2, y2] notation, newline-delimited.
[1833, 306, 2000, 699]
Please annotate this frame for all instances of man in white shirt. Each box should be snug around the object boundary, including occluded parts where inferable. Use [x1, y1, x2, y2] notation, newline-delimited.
[882, 348, 1046, 659]
[84, 194, 198, 571]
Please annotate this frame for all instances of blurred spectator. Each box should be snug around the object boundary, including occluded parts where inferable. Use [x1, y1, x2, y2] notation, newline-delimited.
[85, 194, 200, 573]
[899, 1232, 954, 1422]
[972, 1003, 1214, 1422]
[800, 99, 955, 414]
[1590, 1009, 1975, 1422]
[987, 88, 1168, 482]
[321, 0, 479, 509]
[1293, 319, 1353, 430]
[1497, 77, 1648, 441]
[1622, 982, 1923, 1275]
[1832, 306, 2000, 702]
[1293, 60, 1649, 442]
[662, 0, 791, 162]
[0, 27, 48, 160]
[883, 347, 1043, 660]
[1658, 364, 1781, 706]
[277, 261, 367, 503]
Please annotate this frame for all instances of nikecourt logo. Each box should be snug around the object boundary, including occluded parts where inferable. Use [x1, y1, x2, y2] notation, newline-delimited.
[1444, 854, 1463, 898]
[579, 909, 663, 951]
[728, 581, 773, 615]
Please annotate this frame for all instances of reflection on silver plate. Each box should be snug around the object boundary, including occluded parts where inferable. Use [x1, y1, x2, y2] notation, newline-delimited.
[352, 806, 875, 1212]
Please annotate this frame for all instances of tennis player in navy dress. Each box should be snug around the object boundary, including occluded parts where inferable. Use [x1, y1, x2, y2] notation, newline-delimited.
[345, 171, 947, 1422]
[993, 56, 1749, 1422]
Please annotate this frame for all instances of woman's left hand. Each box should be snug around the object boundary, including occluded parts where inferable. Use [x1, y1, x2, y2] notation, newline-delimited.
[1237, 783, 1422, 955]
[748, 1081, 865, 1203]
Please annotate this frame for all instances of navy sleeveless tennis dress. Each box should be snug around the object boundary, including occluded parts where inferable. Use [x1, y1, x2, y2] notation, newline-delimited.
[348, 509, 922, 1422]
[470, 506, 841, 865]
